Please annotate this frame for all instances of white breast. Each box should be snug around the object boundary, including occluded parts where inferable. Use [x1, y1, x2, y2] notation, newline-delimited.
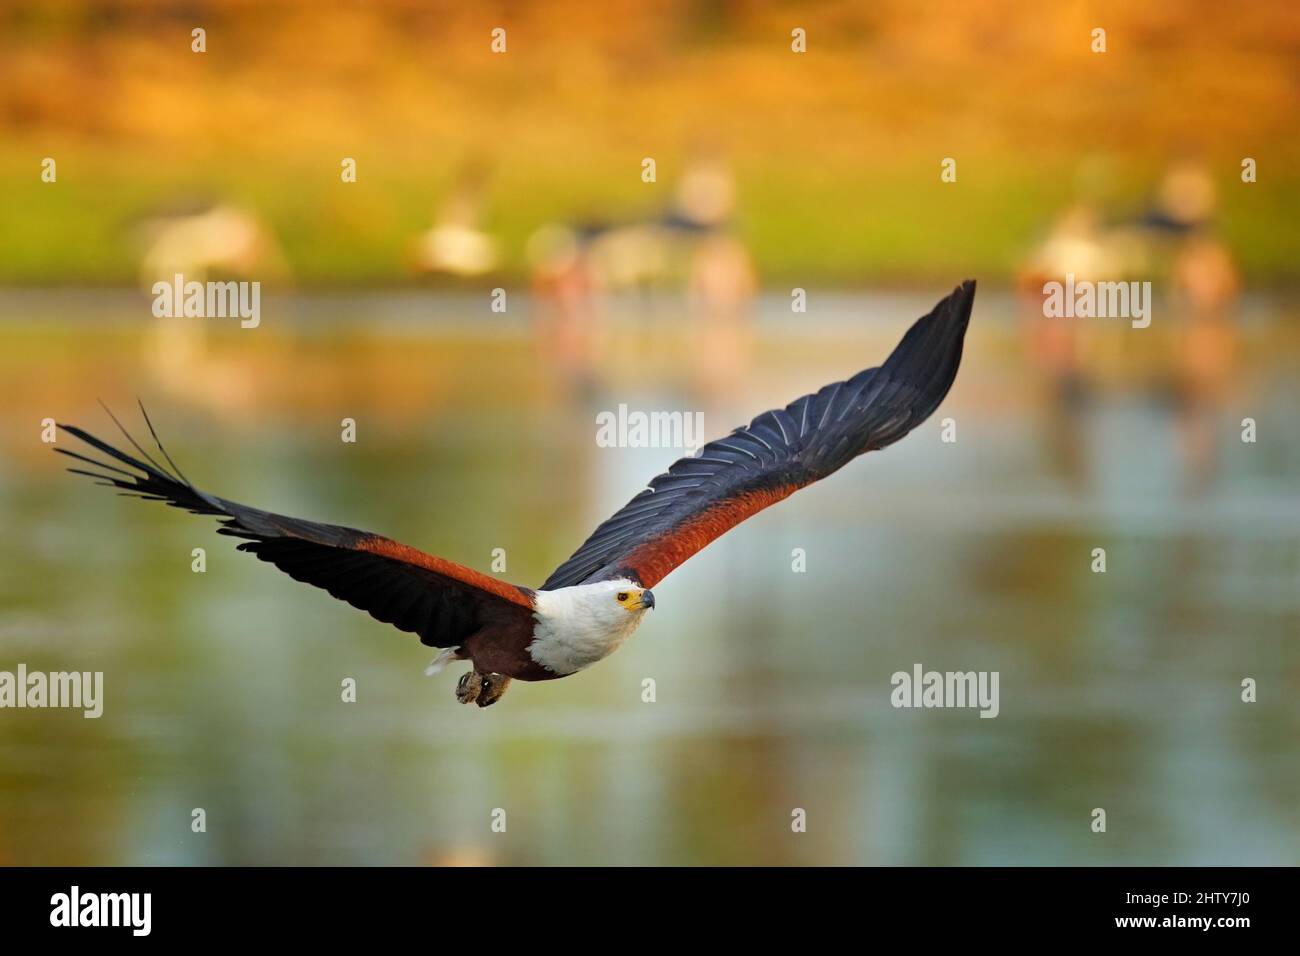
[527, 581, 647, 676]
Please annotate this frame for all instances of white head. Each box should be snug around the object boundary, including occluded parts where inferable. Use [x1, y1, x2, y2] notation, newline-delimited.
[576, 578, 655, 616]
[528, 578, 656, 676]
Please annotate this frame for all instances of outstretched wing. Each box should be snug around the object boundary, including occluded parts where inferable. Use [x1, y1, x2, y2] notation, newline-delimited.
[56, 407, 535, 648]
[542, 280, 975, 590]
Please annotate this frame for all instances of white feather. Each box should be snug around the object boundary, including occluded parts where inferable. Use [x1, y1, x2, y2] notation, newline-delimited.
[424, 646, 461, 676]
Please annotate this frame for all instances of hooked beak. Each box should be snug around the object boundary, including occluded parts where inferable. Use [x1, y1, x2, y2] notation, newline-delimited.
[640, 589, 655, 610]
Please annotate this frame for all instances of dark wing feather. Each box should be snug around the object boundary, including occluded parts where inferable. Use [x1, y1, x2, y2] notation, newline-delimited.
[56, 410, 534, 648]
[542, 280, 975, 590]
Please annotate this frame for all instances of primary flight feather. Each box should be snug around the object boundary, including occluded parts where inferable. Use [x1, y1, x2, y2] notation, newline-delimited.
[57, 280, 975, 707]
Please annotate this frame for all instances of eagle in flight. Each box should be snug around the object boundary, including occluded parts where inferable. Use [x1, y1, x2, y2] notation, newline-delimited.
[58, 281, 974, 707]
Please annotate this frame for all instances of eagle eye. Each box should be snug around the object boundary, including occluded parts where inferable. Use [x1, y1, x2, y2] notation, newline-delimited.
[616, 592, 629, 602]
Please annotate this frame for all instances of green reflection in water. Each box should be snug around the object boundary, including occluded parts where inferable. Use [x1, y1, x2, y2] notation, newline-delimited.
[1, 292, 1297, 865]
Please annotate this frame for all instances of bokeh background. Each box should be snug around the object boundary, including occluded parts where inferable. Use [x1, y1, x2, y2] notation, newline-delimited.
[1, 0, 1297, 865]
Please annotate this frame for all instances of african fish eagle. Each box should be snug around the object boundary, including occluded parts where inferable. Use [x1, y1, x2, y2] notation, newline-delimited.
[57, 281, 974, 707]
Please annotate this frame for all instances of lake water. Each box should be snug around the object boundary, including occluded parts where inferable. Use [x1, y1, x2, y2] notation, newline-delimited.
[1, 289, 1296, 865]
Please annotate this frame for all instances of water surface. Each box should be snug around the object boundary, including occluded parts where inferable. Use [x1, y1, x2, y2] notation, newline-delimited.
[1, 291, 1296, 865]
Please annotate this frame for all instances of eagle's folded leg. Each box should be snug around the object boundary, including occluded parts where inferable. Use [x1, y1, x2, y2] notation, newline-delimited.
[456, 670, 483, 704]
[476, 674, 512, 708]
